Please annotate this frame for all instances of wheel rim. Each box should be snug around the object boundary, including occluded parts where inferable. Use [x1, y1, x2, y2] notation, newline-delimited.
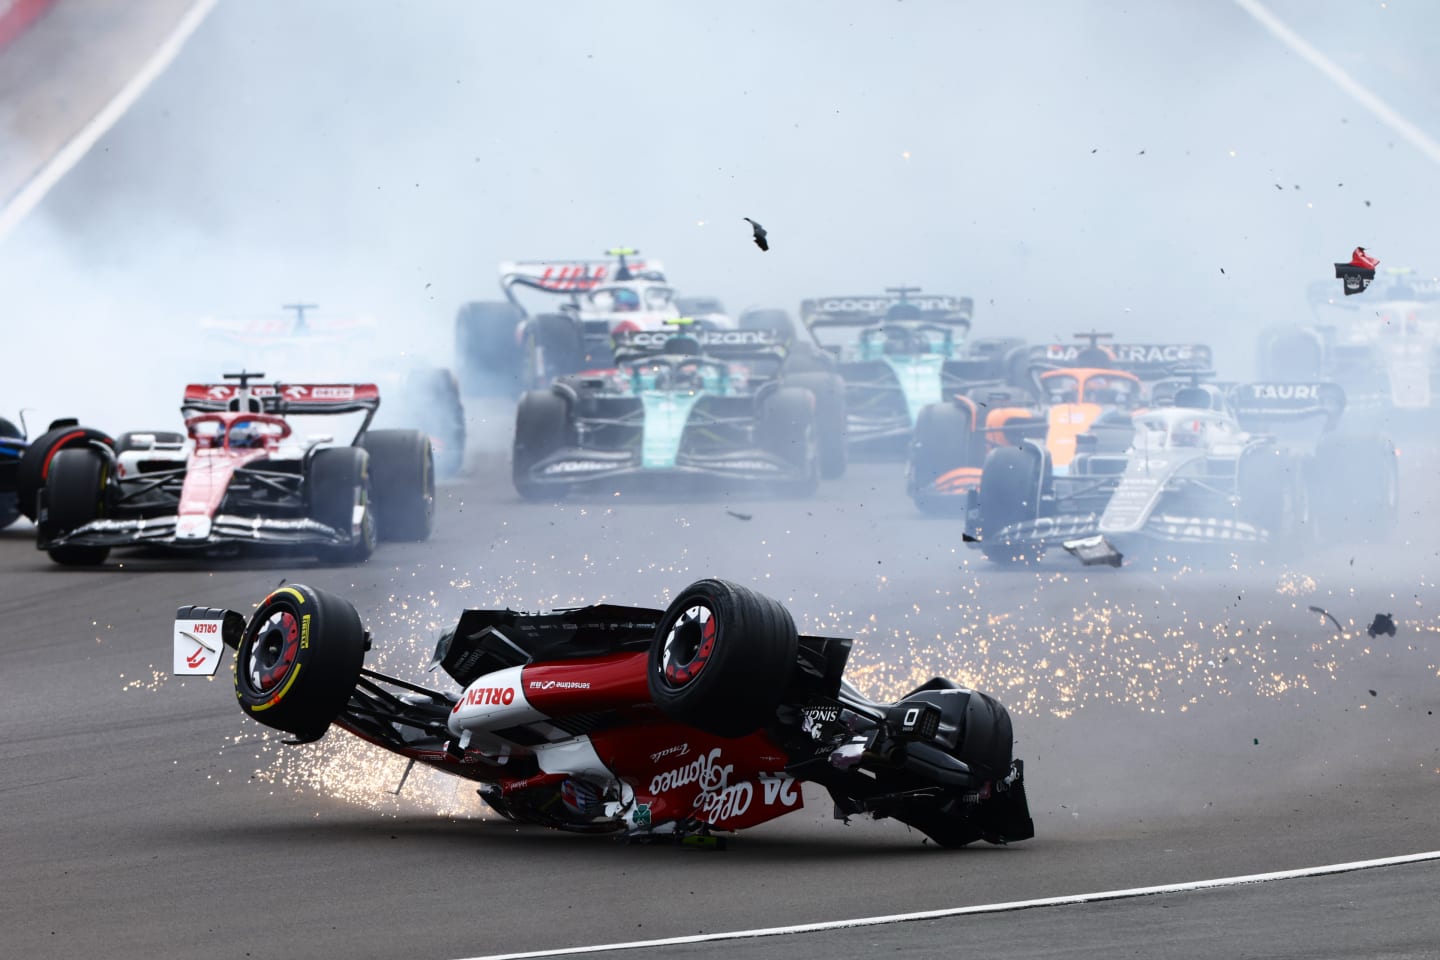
[247, 610, 300, 695]
[660, 603, 716, 688]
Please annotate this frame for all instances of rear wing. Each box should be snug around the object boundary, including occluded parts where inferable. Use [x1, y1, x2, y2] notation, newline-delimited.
[500, 258, 667, 297]
[1028, 342, 1212, 380]
[800, 294, 973, 327]
[182, 383, 381, 416]
[199, 314, 378, 345]
[611, 327, 789, 359]
[1224, 381, 1345, 431]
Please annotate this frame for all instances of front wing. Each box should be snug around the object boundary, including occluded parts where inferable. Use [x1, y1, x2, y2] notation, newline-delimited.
[522, 447, 808, 488]
[978, 512, 1268, 549]
[40, 512, 357, 550]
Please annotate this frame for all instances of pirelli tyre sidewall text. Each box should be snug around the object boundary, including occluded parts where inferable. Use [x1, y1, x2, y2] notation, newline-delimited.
[234, 585, 367, 742]
[647, 579, 798, 738]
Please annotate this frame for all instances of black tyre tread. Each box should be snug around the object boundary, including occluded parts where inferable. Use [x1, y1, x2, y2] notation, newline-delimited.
[235, 584, 367, 741]
[909, 403, 975, 512]
[308, 447, 375, 564]
[15, 426, 113, 521]
[512, 390, 572, 501]
[42, 448, 111, 566]
[976, 446, 1043, 563]
[647, 579, 798, 738]
[526, 314, 587, 387]
[1257, 325, 1323, 382]
[360, 429, 436, 542]
[0, 417, 21, 439]
[760, 387, 819, 496]
[456, 301, 524, 394]
[782, 371, 847, 479]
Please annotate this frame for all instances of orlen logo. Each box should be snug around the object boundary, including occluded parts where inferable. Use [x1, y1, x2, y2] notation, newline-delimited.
[193, 622, 218, 634]
[461, 686, 515, 707]
[311, 386, 356, 400]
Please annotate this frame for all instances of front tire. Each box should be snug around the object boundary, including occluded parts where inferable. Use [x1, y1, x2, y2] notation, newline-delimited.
[909, 402, 977, 514]
[513, 390, 573, 501]
[16, 426, 114, 521]
[308, 447, 375, 564]
[234, 584, 367, 742]
[760, 386, 819, 497]
[647, 579, 798, 738]
[41, 447, 112, 566]
[782, 371, 847, 479]
[976, 446, 1046, 564]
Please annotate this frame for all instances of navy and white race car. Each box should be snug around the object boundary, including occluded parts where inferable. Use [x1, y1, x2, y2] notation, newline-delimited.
[511, 325, 847, 498]
[965, 380, 1398, 564]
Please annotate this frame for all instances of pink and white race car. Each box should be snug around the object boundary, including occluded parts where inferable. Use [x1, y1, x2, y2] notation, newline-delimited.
[35, 372, 434, 566]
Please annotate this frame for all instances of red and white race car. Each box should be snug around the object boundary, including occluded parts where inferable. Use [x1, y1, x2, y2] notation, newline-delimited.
[35, 372, 434, 566]
[174, 578, 1033, 848]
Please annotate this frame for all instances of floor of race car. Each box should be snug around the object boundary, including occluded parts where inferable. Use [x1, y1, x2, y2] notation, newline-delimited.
[3, 451, 1438, 960]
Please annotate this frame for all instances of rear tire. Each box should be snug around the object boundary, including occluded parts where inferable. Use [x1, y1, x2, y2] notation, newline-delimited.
[308, 447, 375, 564]
[16, 426, 114, 521]
[402, 367, 466, 477]
[647, 579, 798, 738]
[759, 386, 819, 496]
[1257, 325, 1323, 382]
[41, 447, 112, 566]
[234, 584, 367, 742]
[513, 390, 572, 501]
[1237, 445, 1308, 551]
[360, 429, 435, 542]
[909, 402, 977, 514]
[782, 371, 847, 479]
[1307, 434, 1398, 541]
[523, 314, 587, 388]
[456, 301, 524, 396]
[976, 446, 1045, 564]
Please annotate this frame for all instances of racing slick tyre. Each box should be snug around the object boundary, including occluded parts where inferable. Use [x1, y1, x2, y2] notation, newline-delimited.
[759, 386, 819, 497]
[455, 300, 523, 396]
[738, 307, 797, 336]
[1237, 446, 1309, 552]
[1256, 325, 1322, 382]
[15, 426, 113, 522]
[782, 371, 847, 479]
[968, 337, 1027, 380]
[360, 429, 435, 542]
[523, 314, 586, 389]
[909, 402, 976, 515]
[513, 390, 573, 501]
[402, 367, 466, 477]
[114, 430, 185, 453]
[1002, 345, 1036, 395]
[648, 579, 798, 738]
[307, 447, 376, 564]
[0, 417, 20, 530]
[1308, 434, 1399, 541]
[234, 584, 366, 743]
[975, 445, 1046, 564]
[40, 447, 112, 566]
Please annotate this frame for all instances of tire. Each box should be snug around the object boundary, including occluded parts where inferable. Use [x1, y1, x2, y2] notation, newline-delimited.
[402, 367, 466, 477]
[909, 402, 977, 513]
[513, 390, 573, 501]
[307, 447, 376, 564]
[360, 429, 435, 542]
[115, 430, 185, 454]
[15, 426, 114, 521]
[1307, 434, 1399, 541]
[647, 579, 798, 738]
[456, 301, 524, 396]
[782, 371, 847, 479]
[234, 584, 367, 742]
[739, 308, 796, 336]
[0, 493, 18, 531]
[41, 447, 112, 566]
[1237, 445, 1307, 549]
[1256, 325, 1322, 382]
[780, 341, 836, 375]
[523, 314, 586, 388]
[1002, 345, 1035, 394]
[976, 446, 1045, 563]
[0, 417, 20, 439]
[760, 386, 819, 496]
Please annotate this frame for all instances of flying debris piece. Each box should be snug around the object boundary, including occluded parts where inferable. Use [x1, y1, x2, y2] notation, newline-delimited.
[962, 532, 980, 543]
[1368, 689, 1378, 697]
[1220, 267, 1225, 275]
[725, 509, 753, 522]
[1137, 149, 1146, 155]
[1367, 613, 1397, 638]
[1062, 535, 1123, 567]
[1364, 200, 1372, 207]
[743, 217, 769, 251]
[1307, 605, 1343, 631]
[1334, 246, 1378, 296]
[1275, 183, 1284, 190]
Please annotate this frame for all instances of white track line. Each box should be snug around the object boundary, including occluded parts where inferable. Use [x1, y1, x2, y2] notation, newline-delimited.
[460, 849, 1440, 960]
[0, 0, 219, 242]
[1233, 0, 1440, 167]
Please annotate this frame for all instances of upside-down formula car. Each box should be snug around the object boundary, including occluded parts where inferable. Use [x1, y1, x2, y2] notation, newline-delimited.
[964, 380, 1396, 564]
[173, 577, 1033, 848]
[511, 324, 847, 498]
[35, 373, 435, 566]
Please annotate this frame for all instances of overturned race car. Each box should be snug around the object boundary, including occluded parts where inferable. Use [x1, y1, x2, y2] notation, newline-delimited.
[173, 578, 1033, 848]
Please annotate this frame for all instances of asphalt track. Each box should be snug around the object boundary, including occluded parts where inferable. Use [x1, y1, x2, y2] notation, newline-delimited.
[3, 440, 1439, 960]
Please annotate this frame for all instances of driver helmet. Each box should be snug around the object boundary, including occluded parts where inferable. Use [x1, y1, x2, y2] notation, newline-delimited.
[229, 419, 264, 449]
[1170, 418, 1203, 447]
[612, 288, 641, 312]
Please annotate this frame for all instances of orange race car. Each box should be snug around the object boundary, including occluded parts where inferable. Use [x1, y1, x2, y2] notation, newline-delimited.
[906, 334, 1210, 513]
